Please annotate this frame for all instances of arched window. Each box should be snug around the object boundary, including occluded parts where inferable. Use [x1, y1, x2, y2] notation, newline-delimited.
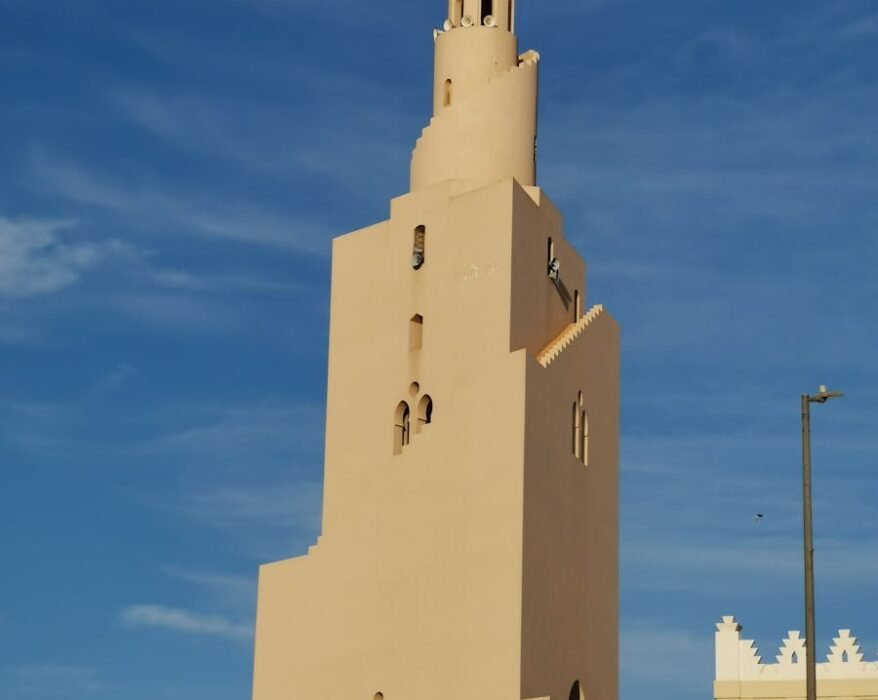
[417, 395, 433, 432]
[569, 681, 585, 700]
[412, 225, 426, 269]
[410, 314, 424, 350]
[374, 694, 384, 700]
[394, 402, 410, 455]
[843, 651, 850, 663]
[481, 0, 493, 23]
[791, 652, 799, 664]
[443, 79, 453, 107]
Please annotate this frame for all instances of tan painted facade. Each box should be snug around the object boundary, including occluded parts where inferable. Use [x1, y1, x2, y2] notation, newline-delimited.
[715, 617, 878, 700]
[252, 2, 620, 699]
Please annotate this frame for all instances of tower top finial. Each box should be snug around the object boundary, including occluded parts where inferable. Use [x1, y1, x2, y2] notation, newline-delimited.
[446, 0, 515, 34]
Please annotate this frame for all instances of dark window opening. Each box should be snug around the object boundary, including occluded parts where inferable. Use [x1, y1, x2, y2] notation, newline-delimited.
[413, 225, 426, 269]
[417, 395, 433, 432]
[507, 0, 513, 30]
[453, 0, 463, 25]
[443, 79, 452, 108]
[410, 314, 424, 351]
[581, 410, 589, 466]
[394, 402, 411, 455]
[570, 681, 585, 700]
[481, 0, 493, 22]
[547, 237, 559, 281]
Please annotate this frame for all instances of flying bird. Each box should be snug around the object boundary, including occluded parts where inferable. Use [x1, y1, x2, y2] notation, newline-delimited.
[755, 513, 764, 522]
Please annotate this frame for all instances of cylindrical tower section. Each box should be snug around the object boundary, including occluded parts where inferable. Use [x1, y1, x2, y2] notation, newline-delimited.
[433, 27, 518, 116]
[411, 44, 539, 191]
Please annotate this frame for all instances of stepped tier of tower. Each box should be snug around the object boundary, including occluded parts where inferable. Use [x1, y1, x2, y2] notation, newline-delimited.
[411, 25, 539, 191]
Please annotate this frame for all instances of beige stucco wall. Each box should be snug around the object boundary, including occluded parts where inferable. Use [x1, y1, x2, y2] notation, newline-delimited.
[252, 4, 619, 698]
[253, 177, 619, 700]
[715, 617, 878, 700]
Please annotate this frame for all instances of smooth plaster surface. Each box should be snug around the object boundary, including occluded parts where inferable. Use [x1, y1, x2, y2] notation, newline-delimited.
[252, 3, 619, 698]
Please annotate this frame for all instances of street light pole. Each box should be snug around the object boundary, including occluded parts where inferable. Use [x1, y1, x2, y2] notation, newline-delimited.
[801, 386, 843, 700]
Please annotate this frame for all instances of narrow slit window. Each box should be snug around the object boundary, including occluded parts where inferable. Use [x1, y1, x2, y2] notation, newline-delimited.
[394, 402, 411, 455]
[574, 290, 581, 321]
[481, 0, 493, 23]
[581, 410, 589, 466]
[547, 237, 560, 281]
[413, 225, 426, 269]
[417, 395, 433, 432]
[572, 401, 581, 458]
[454, 0, 463, 25]
[409, 314, 424, 351]
[443, 79, 453, 107]
[507, 0, 513, 30]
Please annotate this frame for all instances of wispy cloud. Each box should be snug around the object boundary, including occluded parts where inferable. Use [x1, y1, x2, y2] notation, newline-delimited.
[102, 292, 240, 333]
[147, 402, 323, 462]
[623, 535, 878, 595]
[176, 483, 323, 536]
[0, 665, 104, 696]
[119, 605, 253, 641]
[28, 151, 333, 253]
[161, 566, 256, 610]
[0, 216, 137, 298]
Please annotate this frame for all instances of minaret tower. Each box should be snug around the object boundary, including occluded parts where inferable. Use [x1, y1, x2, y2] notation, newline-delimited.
[252, 1, 620, 699]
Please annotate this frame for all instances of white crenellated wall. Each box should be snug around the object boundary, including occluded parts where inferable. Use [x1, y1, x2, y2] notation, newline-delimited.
[716, 616, 878, 686]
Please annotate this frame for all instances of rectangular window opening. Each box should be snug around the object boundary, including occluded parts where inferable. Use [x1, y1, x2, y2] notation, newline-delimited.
[410, 314, 424, 351]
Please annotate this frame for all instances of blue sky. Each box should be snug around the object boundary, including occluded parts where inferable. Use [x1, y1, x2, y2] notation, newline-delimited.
[0, 0, 876, 698]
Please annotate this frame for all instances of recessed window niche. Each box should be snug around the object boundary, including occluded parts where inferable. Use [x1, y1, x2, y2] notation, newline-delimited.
[417, 395, 433, 432]
[393, 402, 411, 455]
[410, 314, 424, 350]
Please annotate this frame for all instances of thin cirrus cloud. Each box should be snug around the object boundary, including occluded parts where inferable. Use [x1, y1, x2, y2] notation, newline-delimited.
[27, 151, 334, 254]
[0, 216, 137, 298]
[0, 665, 104, 696]
[119, 605, 253, 641]
[161, 566, 257, 611]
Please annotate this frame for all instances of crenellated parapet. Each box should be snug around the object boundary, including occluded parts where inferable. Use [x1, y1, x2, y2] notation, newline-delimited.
[715, 617, 878, 700]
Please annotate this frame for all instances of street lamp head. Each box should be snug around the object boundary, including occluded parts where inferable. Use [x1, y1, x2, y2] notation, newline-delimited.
[810, 386, 844, 404]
